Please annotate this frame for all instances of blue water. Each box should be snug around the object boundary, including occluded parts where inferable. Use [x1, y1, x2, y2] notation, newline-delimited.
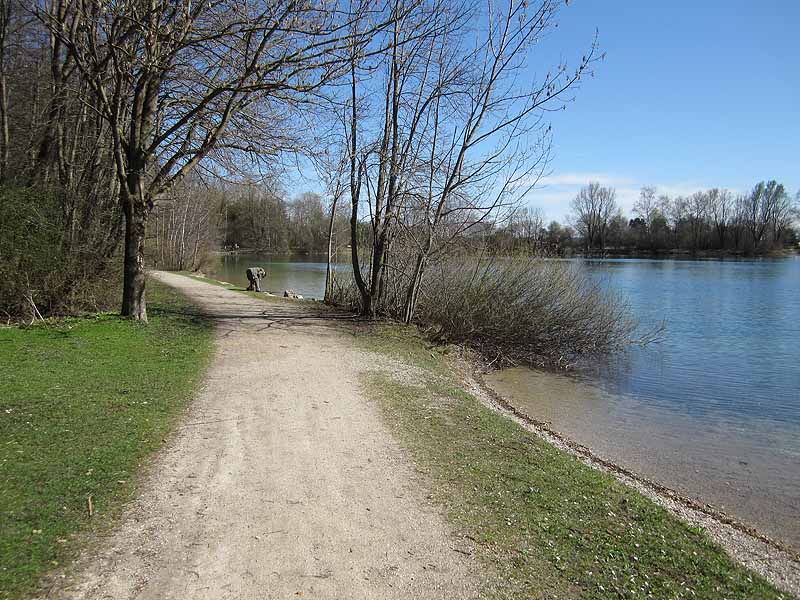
[581, 257, 800, 429]
[489, 257, 800, 548]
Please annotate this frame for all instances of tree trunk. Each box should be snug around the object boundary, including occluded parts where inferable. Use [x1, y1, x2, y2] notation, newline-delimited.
[350, 203, 370, 315]
[368, 234, 387, 316]
[348, 55, 370, 315]
[121, 196, 148, 322]
[0, 58, 8, 182]
[324, 193, 338, 303]
[403, 252, 427, 324]
[0, 0, 7, 183]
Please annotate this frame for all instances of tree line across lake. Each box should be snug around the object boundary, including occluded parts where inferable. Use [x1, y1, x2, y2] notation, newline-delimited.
[489, 181, 799, 256]
[147, 176, 800, 278]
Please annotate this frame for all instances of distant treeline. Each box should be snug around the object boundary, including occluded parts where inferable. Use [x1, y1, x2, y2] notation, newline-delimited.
[486, 182, 799, 256]
[147, 179, 354, 272]
[147, 178, 799, 278]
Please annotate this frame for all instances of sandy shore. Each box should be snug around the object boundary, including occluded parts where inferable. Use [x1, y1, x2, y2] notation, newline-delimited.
[467, 366, 800, 597]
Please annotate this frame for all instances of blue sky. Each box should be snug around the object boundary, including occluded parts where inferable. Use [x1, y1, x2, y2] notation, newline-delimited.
[522, 1, 799, 222]
[292, 1, 798, 223]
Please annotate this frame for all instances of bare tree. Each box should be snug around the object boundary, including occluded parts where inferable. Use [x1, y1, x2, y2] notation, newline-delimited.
[685, 191, 709, 251]
[665, 195, 687, 248]
[570, 182, 617, 251]
[632, 186, 662, 249]
[312, 142, 349, 302]
[510, 207, 546, 244]
[38, 0, 388, 321]
[343, 0, 457, 317]
[343, 0, 598, 319]
[769, 186, 796, 245]
[223, 181, 291, 251]
[743, 180, 786, 248]
[150, 178, 221, 271]
[288, 192, 327, 252]
[708, 188, 732, 249]
[398, 0, 598, 322]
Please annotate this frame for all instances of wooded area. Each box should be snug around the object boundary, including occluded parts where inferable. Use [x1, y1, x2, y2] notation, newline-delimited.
[487, 181, 799, 255]
[0, 0, 796, 325]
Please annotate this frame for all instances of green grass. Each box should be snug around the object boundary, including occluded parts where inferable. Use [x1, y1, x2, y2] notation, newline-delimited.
[0, 279, 214, 599]
[358, 325, 787, 599]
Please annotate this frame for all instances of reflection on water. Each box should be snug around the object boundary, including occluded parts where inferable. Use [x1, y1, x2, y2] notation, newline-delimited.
[209, 253, 800, 548]
[488, 257, 800, 550]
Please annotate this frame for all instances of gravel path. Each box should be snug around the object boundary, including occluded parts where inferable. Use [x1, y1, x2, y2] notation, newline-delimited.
[46, 272, 481, 600]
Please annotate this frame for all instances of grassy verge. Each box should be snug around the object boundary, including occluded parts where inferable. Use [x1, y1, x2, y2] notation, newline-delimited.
[0, 279, 214, 599]
[358, 324, 786, 599]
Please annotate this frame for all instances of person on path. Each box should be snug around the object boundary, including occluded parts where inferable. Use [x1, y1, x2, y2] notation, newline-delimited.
[246, 267, 266, 292]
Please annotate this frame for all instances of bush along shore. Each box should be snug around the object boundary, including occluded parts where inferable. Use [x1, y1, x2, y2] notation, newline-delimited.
[354, 323, 791, 599]
[330, 254, 663, 368]
[0, 279, 213, 599]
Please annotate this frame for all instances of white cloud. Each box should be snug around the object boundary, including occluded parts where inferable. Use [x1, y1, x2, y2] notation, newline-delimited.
[538, 172, 636, 187]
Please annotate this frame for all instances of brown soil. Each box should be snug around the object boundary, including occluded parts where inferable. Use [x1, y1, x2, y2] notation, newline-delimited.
[43, 271, 482, 599]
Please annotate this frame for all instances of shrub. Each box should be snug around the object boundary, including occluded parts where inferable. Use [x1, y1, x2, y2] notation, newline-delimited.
[0, 186, 121, 320]
[417, 256, 645, 367]
[330, 253, 653, 368]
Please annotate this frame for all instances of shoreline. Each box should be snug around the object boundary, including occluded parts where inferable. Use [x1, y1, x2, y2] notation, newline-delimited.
[484, 365, 800, 553]
[213, 248, 799, 259]
[570, 248, 799, 260]
[168, 271, 800, 596]
[459, 360, 800, 595]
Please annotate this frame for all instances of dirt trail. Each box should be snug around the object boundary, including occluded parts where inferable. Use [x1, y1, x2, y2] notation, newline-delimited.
[46, 272, 481, 600]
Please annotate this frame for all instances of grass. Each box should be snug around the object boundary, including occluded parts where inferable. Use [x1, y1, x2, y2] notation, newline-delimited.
[0, 279, 214, 599]
[357, 324, 787, 599]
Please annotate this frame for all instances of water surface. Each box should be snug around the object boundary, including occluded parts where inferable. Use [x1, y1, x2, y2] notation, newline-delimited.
[208, 254, 335, 298]
[487, 258, 800, 549]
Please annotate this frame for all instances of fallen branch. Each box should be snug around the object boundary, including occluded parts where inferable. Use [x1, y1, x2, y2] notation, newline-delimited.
[23, 291, 46, 326]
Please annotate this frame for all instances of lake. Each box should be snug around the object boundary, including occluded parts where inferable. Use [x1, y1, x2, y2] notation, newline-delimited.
[208, 254, 341, 298]
[210, 253, 800, 549]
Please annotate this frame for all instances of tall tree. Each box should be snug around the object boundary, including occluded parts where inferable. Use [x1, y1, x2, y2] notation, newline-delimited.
[708, 188, 732, 249]
[39, 0, 387, 321]
[743, 180, 786, 248]
[570, 182, 617, 251]
[633, 186, 661, 249]
[685, 191, 709, 251]
[344, 0, 598, 319]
